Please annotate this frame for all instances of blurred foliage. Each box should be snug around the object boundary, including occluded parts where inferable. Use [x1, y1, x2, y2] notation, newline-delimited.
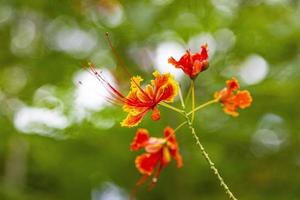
[0, 0, 300, 200]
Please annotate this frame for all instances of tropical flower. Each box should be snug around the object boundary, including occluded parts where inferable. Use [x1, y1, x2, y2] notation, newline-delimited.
[121, 71, 178, 127]
[131, 127, 182, 188]
[168, 44, 209, 79]
[214, 78, 252, 117]
[87, 63, 178, 127]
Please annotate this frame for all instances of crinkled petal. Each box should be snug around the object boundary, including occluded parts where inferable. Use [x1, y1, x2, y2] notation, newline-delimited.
[168, 45, 209, 78]
[131, 129, 150, 151]
[223, 107, 239, 117]
[135, 153, 160, 176]
[121, 72, 178, 126]
[226, 78, 239, 91]
[216, 78, 252, 117]
[145, 137, 165, 153]
[152, 71, 178, 103]
[164, 127, 183, 168]
[121, 108, 149, 127]
[151, 106, 160, 121]
[130, 76, 143, 91]
[161, 147, 171, 166]
[235, 90, 252, 109]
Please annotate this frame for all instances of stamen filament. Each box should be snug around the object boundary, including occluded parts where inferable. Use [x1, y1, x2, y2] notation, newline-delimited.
[105, 33, 152, 101]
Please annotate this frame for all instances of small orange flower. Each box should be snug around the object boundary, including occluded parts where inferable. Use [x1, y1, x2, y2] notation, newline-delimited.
[87, 63, 178, 127]
[131, 127, 182, 189]
[168, 44, 209, 79]
[214, 78, 252, 117]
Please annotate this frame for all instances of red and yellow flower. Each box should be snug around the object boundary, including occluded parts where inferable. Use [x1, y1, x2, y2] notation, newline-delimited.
[168, 44, 209, 79]
[131, 127, 183, 188]
[121, 71, 178, 127]
[88, 63, 178, 127]
[214, 78, 252, 117]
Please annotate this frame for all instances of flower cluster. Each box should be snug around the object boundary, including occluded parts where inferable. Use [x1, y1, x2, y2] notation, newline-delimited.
[87, 39, 253, 198]
[131, 127, 182, 189]
[214, 78, 252, 117]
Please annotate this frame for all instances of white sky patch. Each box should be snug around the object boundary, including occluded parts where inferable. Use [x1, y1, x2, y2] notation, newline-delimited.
[54, 28, 97, 58]
[211, 0, 240, 16]
[99, 4, 124, 28]
[153, 41, 185, 81]
[188, 33, 217, 59]
[88, 2, 125, 28]
[239, 54, 269, 85]
[251, 113, 288, 157]
[214, 28, 236, 52]
[14, 106, 69, 136]
[10, 18, 36, 55]
[253, 129, 283, 150]
[72, 69, 116, 122]
[92, 182, 128, 200]
[33, 85, 65, 112]
[46, 18, 97, 58]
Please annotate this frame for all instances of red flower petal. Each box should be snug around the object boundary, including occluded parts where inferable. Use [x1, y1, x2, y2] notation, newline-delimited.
[168, 44, 209, 79]
[151, 106, 160, 121]
[235, 90, 252, 109]
[135, 153, 160, 176]
[164, 127, 183, 168]
[216, 78, 252, 116]
[131, 129, 150, 151]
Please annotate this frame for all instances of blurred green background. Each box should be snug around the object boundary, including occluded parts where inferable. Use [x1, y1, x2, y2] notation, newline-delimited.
[0, 0, 300, 199]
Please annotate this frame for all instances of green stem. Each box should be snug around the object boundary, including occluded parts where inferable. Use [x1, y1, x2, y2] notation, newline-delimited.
[182, 110, 238, 200]
[191, 80, 195, 123]
[178, 84, 186, 109]
[185, 82, 192, 103]
[183, 111, 238, 199]
[174, 121, 187, 132]
[187, 99, 218, 116]
[159, 102, 184, 115]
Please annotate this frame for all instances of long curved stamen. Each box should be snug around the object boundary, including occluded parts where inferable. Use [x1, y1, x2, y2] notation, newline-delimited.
[85, 64, 127, 103]
[105, 32, 152, 101]
[86, 63, 148, 107]
[148, 162, 163, 191]
[82, 64, 124, 103]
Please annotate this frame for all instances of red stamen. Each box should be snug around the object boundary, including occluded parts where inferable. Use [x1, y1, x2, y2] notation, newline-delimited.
[105, 32, 152, 101]
[148, 162, 163, 191]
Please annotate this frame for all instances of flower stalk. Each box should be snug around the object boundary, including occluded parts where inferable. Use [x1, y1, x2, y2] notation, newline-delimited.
[178, 85, 237, 200]
[159, 102, 184, 115]
[187, 98, 219, 116]
[191, 80, 195, 123]
[182, 109, 238, 200]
